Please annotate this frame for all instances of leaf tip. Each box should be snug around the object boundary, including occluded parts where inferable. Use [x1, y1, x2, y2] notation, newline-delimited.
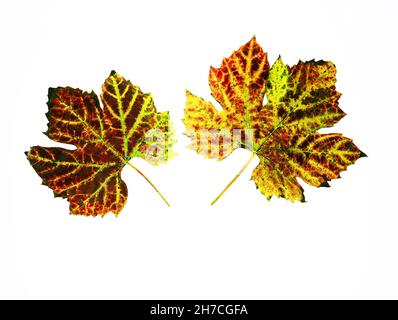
[47, 86, 58, 97]
[47, 87, 59, 113]
[209, 65, 218, 79]
[275, 55, 284, 65]
[185, 89, 194, 98]
[319, 181, 330, 188]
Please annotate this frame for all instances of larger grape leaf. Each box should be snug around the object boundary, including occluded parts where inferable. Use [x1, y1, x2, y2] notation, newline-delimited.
[26, 71, 174, 216]
[184, 37, 365, 204]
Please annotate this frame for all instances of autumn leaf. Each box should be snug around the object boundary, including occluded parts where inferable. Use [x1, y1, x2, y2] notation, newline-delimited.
[26, 71, 174, 216]
[184, 36, 365, 204]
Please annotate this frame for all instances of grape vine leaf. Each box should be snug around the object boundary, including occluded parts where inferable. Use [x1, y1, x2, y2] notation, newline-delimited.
[183, 36, 366, 204]
[26, 71, 174, 216]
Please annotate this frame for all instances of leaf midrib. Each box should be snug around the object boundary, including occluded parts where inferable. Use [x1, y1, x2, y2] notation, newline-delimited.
[111, 77, 129, 158]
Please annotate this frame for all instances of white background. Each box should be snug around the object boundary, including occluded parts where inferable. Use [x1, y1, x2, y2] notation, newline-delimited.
[0, 0, 397, 299]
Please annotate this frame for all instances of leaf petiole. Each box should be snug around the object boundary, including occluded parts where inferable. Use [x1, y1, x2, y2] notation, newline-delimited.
[126, 162, 170, 207]
[210, 152, 256, 205]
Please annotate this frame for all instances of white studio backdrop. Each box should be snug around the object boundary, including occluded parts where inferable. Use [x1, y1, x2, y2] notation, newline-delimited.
[0, 0, 397, 299]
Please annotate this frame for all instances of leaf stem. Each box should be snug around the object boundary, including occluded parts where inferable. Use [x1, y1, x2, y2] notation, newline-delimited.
[211, 153, 256, 206]
[126, 162, 170, 207]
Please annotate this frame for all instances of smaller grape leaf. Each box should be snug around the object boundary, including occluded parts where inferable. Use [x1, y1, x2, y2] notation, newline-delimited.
[26, 71, 174, 216]
[183, 36, 366, 204]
